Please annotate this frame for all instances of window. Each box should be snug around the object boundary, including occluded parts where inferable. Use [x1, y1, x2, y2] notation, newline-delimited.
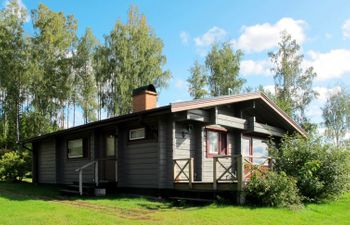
[253, 139, 269, 164]
[242, 136, 269, 164]
[106, 134, 115, 157]
[67, 139, 84, 159]
[129, 128, 145, 140]
[206, 129, 227, 157]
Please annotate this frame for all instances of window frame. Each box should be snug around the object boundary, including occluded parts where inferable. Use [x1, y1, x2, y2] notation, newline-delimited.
[67, 138, 87, 159]
[206, 128, 228, 158]
[242, 136, 269, 164]
[129, 128, 146, 141]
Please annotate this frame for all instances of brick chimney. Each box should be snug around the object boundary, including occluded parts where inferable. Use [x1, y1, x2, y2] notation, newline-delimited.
[132, 84, 157, 112]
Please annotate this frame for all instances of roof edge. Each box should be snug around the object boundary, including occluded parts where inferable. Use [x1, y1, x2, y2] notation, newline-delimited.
[171, 92, 307, 137]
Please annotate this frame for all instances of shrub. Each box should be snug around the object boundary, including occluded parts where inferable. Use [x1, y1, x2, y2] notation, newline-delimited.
[270, 134, 350, 202]
[245, 171, 301, 207]
[0, 151, 30, 182]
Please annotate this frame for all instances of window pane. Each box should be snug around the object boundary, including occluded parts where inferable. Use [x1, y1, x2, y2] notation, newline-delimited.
[253, 139, 268, 164]
[106, 135, 115, 156]
[129, 128, 145, 140]
[68, 139, 83, 158]
[208, 131, 219, 154]
[242, 138, 251, 156]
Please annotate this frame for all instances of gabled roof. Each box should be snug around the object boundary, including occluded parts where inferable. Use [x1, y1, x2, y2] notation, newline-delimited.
[25, 92, 306, 143]
[171, 92, 307, 137]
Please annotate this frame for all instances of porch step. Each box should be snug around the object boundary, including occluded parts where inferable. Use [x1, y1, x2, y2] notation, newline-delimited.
[169, 197, 213, 204]
[60, 183, 96, 196]
[59, 189, 83, 196]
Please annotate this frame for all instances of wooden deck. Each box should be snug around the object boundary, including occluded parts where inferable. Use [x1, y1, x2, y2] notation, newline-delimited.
[174, 181, 239, 191]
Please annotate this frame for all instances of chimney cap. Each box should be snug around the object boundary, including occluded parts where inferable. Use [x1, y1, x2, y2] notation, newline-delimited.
[132, 84, 157, 96]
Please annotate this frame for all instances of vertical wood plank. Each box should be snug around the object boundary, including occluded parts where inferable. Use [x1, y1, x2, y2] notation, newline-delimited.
[213, 157, 217, 190]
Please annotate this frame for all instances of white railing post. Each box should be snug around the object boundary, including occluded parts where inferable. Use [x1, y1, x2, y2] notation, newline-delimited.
[79, 170, 83, 196]
[95, 160, 99, 187]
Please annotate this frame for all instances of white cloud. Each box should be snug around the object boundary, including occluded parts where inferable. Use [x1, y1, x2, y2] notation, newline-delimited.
[180, 31, 190, 45]
[175, 79, 187, 90]
[231, 17, 307, 53]
[240, 59, 272, 76]
[313, 86, 341, 102]
[304, 86, 342, 123]
[262, 85, 275, 95]
[304, 49, 350, 81]
[325, 33, 332, 39]
[194, 26, 227, 47]
[342, 19, 350, 39]
[4, 0, 30, 22]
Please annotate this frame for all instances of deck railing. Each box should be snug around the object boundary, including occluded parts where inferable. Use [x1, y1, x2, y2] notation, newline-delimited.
[75, 158, 118, 195]
[173, 158, 194, 188]
[213, 155, 241, 190]
[243, 156, 273, 180]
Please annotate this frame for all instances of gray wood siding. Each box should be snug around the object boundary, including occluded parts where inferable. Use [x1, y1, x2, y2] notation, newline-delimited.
[173, 122, 198, 181]
[118, 131, 159, 188]
[158, 119, 173, 189]
[59, 133, 95, 184]
[38, 139, 56, 184]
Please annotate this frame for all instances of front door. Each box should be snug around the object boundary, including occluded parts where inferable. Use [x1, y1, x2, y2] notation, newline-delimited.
[104, 133, 117, 181]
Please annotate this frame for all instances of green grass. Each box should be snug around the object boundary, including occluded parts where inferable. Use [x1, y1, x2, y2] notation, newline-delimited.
[0, 182, 349, 225]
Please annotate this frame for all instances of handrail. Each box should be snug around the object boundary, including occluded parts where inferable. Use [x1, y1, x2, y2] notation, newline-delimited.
[75, 158, 118, 196]
[173, 158, 193, 188]
[75, 161, 96, 172]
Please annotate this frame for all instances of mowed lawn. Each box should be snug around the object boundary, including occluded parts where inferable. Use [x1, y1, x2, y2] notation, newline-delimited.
[0, 182, 349, 225]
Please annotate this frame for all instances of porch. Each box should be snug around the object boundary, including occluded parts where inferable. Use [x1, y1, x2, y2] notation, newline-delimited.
[173, 155, 273, 192]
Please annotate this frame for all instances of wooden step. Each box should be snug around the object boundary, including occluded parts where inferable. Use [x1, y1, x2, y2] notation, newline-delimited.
[168, 197, 213, 203]
[59, 189, 82, 196]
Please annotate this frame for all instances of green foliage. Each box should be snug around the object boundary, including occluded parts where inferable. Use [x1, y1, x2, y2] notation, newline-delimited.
[245, 171, 301, 207]
[74, 28, 99, 123]
[31, 4, 78, 128]
[270, 134, 350, 202]
[206, 43, 244, 96]
[0, 150, 30, 182]
[186, 42, 245, 99]
[95, 5, 171, 116]
[268, 32, 317, 124]
[322, 88, 350, 147]
[187, 60, 208, 99]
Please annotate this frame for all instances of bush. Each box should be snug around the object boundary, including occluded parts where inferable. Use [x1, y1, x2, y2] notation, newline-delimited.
[245, 171, 301, 207]
[0, 151, 30, 182]
[270, 134, 350, 202]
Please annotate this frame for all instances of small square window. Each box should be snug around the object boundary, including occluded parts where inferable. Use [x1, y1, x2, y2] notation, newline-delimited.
[129, 128, 145, 140]
[67, 139, 84, 159]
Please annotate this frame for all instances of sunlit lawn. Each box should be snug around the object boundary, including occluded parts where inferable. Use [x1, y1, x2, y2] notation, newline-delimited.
[0, 182, 349, 225]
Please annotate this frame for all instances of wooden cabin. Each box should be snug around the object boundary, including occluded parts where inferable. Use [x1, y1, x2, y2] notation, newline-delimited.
[27, 84, 306, 201]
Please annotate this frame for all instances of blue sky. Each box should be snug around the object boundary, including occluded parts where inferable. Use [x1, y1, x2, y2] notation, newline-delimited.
[2, 0, 350, 126]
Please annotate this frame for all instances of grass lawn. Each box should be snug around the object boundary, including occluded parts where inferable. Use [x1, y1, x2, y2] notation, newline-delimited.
[0, 182, 349, 225]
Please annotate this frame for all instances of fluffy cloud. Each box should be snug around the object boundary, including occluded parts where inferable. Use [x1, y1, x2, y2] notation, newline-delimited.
[231, 17, 307, 53]
[304, 49, 350, 81]
[313, 86, 341, 102]
[4, 0, 30, 22]
[342, 19, 350, 39]
[175, 78, 187, 90]
[180, 31, 190, 45]
[194, 26, 227, 47]
[240, 59, 272, 76]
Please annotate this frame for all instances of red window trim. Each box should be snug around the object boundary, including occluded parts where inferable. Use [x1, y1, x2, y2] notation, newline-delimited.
[206, 129, 228, 158]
